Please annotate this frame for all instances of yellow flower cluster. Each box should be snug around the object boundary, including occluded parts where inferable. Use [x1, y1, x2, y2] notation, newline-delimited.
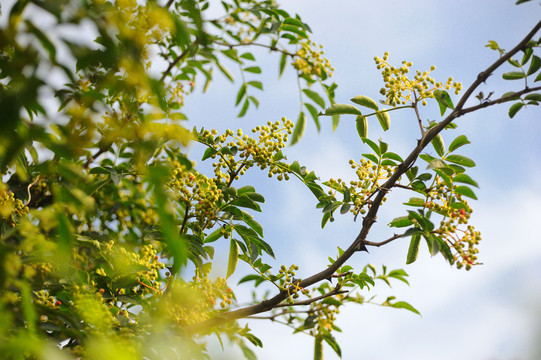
[423, 179, 481, 270]
[374, 52, 462, 106]
[170, 164, 223, 225]
[292, 40, 334, 79]
[0, 187, 29, 226]
[199, 117, 295, 183]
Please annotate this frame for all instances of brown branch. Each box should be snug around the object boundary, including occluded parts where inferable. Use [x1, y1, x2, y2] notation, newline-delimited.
[83, 144, 111, 169]
[458, 85, 541, 116]
[187, 19, 541, 335]
[364, 233, 403, 247]
[160, 43, 197, 83]
[275, 289, 348, 308]
[164, 0, 175, 9]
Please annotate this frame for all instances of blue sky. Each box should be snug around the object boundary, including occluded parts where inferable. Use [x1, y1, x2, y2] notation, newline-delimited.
[181, 1, 541, 359]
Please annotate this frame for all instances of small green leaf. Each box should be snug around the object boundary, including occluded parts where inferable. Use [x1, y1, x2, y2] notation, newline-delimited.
[304, 102, 321, 131]
[376, 111, 390, 131]
[448, 135, 470, 152]
[279, 52, 287, 77]
[355, 115, 368, 138]
[431, 134, 445, 157]
[502, 71, 526, 80]
[303, 89, 325, 108]
[508, 102, 524, 118]
[382, 152, 403, 162]
[247, 81, 263, 90]
[244, 66, 262, 74]
[403, 197, 426, 207]
[340, 203, 351, 214]
[445, 154, 475, 167]
[389, 216, 413, 228]
[204, 227, 224, 243]
[240, 52, 256, 61]
[320, 103, 363, 116]
[321, 212, 331, 228]
[361, 138, 381, 156]
[453, 173, 479, 187]
[524, 93, 541, 102]
[236, 83, 247, 106]
[433, 90, 454, 115]
[406, 235, 421, 264]
[454, 185, 477, 200]
[351, 95, 379, 110]
[391, 301, 420, 315]
[227, 239, 239, 278]
[290, 111, 306, 145]
[332, 114, 340, 131]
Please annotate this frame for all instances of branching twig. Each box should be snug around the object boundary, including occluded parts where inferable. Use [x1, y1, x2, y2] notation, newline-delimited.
[363, 233, 403, 247]
[160, 43, 198, 83]
[275, 289, 348, 308]
[187, 19, 541, 335]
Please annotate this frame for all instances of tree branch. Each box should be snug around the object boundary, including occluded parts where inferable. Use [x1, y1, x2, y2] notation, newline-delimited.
[363, 233, 403, 247]
[275, 289, 348, 308]
[187, 19, 541, 335]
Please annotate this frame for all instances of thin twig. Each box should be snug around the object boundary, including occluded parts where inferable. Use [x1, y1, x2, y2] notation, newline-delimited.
[363, 233, 403, 247]
[24, 175, 40, 207]
[275, 289, 348, 308]
[160, 43, 197, 83]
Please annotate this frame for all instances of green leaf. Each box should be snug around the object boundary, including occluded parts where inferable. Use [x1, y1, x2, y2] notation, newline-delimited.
[524, 93, 541, 102]
[508, 102, 524, 118]
[431, 134, 445, 157]
[304, 102, 321, 131]
[361, 138, 381, 156]
[363, 153, 379, 163]
[406, 235, 421, 264]
[376, 111, 390, 131]
[216, 61, 234, 82]
[303, 89, 325, 108]
[238, 99, 250, 117]
[323, 334, 342, 358]
[290, 111, 306, 145]
[502, 71, 526, 80]
[445, 154, 475, 167]
[453, 173, 479, 187]
[526, 55, 541, 76]
[350, 95, 379, 110]
[244, 66, 262, 74]
[26, 21, 56, 60]
[382, 152, 403, 162]
[226, 239, 239, 278]
[204, 227, 224, 243]
[454, 185, 477, 200]
[355, 115, 368, 138]
[320, 103, 363, 116]
[240, 52, 256, 61]
[332, 114, 340, 131]
[536, 72, 541, 82]
[247, 81, 263, 90]
[389, 216, 413, 228]
[340, 203, 351, 214]
[236, 83, 247, 106]
[280, 24, 308, 38]
[279, 52, 287, 77]
[433, 90, 454, 115]
[391, 301, 420, 315]
[321, 212, 331, 228]
[238, 274, 267, 286]
[404, 197, 426, 207]
[448, 135, 470, 152]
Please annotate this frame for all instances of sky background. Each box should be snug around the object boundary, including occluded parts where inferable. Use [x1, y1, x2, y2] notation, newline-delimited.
[178, 1, 541, 359]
